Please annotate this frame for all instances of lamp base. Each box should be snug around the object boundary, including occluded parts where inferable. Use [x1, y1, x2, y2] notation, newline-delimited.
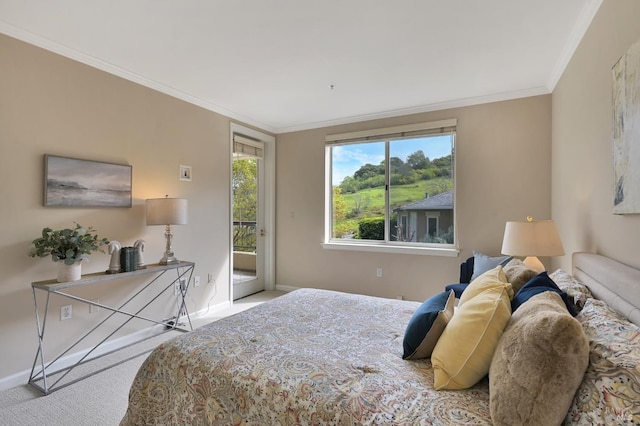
[159, 224, 179, 265]
[523, 256, 545, 272]
[159, 255, 179, 265]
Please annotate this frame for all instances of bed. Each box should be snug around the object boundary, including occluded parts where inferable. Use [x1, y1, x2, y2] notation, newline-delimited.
[120, 253, 640, 425]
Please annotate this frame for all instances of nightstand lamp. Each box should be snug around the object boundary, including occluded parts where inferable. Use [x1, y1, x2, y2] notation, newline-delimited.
[501, 216, 565, 272]
[146, 195, 188, 265]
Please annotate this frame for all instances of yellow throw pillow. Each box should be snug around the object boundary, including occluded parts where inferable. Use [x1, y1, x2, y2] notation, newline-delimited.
[458, 265, 513, 306]
[431, 286, 512, 390]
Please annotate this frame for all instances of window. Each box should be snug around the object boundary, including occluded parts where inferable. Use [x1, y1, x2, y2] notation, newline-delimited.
[426, 215, 439, 237]
[325, 120, 456, 251]
[399, 215, 409, 241]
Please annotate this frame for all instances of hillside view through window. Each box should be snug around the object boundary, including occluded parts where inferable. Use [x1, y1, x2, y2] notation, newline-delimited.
[329, 133, 455, 245]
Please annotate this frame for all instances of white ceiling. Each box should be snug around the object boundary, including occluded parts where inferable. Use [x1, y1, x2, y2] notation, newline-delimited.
[0, 0, 602, 134]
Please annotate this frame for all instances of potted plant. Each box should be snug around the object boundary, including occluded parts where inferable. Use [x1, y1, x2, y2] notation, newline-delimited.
[30, 223, 109, 282]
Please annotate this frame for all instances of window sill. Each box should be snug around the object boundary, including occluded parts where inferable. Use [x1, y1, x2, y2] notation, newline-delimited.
[322, 241, 460, 257]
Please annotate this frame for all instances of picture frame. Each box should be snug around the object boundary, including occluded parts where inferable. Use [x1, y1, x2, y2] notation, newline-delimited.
[179, 164, 192, 181]
[612, 39, 640, 214]
[44, 154, 132, 207]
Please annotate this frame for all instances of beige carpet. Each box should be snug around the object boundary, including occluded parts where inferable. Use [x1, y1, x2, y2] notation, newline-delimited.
[0, 291, 283, 426]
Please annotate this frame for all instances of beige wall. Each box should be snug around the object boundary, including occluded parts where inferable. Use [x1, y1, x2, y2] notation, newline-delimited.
[0, 34, 266, 380]
[276, 95, 552, 302]
[5, 0, 633, 386]
[552, 0, 640, 272]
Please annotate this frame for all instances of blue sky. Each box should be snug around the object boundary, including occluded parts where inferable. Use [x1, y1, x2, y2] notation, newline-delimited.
[331, 135, 453, 184]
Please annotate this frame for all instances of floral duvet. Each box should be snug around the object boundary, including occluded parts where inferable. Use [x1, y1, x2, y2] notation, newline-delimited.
[120, 288, 491, 425]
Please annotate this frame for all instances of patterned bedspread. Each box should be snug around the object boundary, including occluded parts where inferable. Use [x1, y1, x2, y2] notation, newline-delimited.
[120, 288, 491, 425]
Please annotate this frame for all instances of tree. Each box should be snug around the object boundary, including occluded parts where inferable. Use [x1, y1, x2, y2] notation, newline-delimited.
[432, 154, 452, 170]
[354, 163, 384, 180]
[339, 175, 359, 193]
[352, 193, 370, 215]
[407, 150, 430, 170]
[388, 157, 405, 170]
[233, 159, 257, 221]
[333, 186, 347, 221]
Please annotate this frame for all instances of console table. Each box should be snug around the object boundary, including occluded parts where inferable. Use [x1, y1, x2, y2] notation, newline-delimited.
[29, 261, 195, 395]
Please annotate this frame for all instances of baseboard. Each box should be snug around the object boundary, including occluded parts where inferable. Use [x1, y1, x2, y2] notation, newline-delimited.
[190, 300, 232, 320]
[275, 284, 299, 293]
[0, 299, 232, 392]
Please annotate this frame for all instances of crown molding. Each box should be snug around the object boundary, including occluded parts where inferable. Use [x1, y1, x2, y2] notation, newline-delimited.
[0, 20, 277, 134]
[546, 0, 603, 91]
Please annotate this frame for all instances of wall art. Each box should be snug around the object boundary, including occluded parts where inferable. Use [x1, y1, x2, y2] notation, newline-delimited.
[44, 155, 132, 207]
[613, 39, 640, 214]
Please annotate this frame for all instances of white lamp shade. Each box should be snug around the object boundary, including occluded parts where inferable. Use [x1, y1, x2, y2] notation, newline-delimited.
[146, 198, 188, 225]
[501, 219, 565, 257]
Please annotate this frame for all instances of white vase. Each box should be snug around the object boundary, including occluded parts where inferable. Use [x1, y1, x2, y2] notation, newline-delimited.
[57, 261, 82, 282]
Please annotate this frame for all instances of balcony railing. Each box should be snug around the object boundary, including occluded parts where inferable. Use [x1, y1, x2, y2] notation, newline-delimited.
[233, 221, 256, 252]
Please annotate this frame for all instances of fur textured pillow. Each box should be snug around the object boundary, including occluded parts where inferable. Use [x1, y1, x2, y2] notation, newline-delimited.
[502, 258, 538, 294]
[489, 292, 589, 426]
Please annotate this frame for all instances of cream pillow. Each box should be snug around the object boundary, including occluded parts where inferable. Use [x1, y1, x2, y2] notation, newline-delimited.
[458, 265, 513, 306]
[431, 285, 512, 390]
[489, 292, 589, 426]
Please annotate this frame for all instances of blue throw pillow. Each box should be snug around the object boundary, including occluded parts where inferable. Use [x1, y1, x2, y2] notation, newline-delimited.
[403, 290, 455, 360]
[470, 251, 513, 281]
[512, 272, 577, 316]
[445, 283, 470, 299]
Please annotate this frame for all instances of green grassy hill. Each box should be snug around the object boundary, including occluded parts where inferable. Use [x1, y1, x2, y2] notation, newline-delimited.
[334, 177, 452, 237]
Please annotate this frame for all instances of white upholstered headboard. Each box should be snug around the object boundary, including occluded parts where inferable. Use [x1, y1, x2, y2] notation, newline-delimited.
[572, 252, 640, 326]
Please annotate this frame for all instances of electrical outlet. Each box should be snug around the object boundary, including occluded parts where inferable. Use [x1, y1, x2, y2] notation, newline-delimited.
[61, 305, 72, 321]
[376, 268, 383, 278]
[194, 276, 200, 287]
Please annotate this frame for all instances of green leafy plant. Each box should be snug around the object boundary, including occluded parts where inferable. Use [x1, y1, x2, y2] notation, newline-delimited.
[29, 223, 109, 265]
[358, 217, 385, 240]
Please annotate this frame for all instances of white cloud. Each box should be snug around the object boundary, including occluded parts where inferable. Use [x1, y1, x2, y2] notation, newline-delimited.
[331, 144, 384, 184]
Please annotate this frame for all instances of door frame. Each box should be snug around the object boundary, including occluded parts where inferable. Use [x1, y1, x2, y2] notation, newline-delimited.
[229, 123, 275, 300]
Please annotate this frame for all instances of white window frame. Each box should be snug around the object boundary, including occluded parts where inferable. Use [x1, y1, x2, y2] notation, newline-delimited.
[323, 120, 459, 257]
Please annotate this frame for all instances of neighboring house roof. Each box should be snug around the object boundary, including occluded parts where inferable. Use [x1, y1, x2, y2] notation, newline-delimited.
[394, 191, 453, 211]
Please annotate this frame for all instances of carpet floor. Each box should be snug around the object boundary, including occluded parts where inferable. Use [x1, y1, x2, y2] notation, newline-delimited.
[0, 291, 283, 426]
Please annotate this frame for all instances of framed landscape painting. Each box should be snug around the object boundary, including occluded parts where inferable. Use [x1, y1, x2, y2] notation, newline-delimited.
[613, 39, 640, 214]
[44, 155, 132, 207]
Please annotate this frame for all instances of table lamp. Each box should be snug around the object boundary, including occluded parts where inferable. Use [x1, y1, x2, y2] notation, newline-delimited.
[501, 216, 564, 272]
[146, 195, 188, 265]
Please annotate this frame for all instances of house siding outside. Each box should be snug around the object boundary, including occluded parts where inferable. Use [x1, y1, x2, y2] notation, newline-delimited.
[394, 191, 453, 242]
